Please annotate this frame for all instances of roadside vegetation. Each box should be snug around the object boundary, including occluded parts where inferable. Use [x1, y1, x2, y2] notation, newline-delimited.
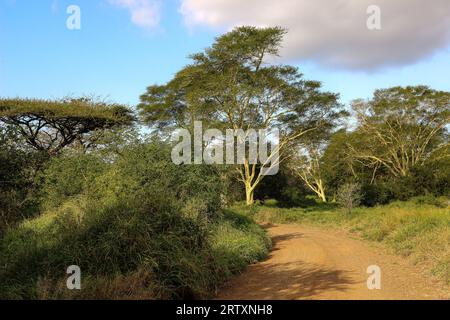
[0, 141, 270, 299]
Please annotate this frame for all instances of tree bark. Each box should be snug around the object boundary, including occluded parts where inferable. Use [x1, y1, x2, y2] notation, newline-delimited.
[317, 181, 327, 203]
[245, 185, 255, 206]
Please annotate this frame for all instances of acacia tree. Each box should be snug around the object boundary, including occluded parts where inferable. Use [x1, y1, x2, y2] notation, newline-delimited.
[289, 116, 349, 202]
[0, 97, 134, 156]
[139, 26, 344, 205]
[290, 144, 328, 202]
[350, 86, 450, 178]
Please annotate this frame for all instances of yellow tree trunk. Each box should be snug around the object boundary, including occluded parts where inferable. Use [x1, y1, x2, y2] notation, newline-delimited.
[245, 183, 255, 205]
[317, 180, 327, 202]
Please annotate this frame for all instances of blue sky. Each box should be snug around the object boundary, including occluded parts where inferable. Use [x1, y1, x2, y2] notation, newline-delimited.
[1, 0, 449, 108]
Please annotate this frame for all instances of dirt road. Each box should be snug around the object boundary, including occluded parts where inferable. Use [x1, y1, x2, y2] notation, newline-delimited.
[217, 224, 449, 300]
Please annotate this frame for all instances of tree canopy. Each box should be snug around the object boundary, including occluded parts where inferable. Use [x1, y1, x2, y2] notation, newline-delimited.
[138, 26, 346, 204]
[0, 97, 135, 156]
[350, 86, 450, 177]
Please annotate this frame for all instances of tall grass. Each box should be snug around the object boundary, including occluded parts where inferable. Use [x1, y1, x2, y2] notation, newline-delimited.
[0, 142, 271, 300]
[0, 204, 270, 300]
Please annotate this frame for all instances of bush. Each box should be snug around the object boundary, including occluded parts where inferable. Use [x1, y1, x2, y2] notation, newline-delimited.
[209, 210, 271, 280]
[93, 142, 224, 220]
[337, 182, 362, 214]
[40, 154, 108, 209]
[410, 195, 449, 208]
[0, 199, 270, 299]
[360, 183, 391, 207]
[0, 145, 45, 234]
[0, 141, 270, 299]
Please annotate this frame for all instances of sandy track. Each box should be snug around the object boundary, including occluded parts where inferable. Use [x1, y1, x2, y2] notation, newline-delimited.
[217, 224, 449, 300]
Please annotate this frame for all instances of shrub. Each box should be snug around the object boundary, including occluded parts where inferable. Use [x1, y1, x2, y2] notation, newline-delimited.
[40, 154, 108, 209]
[360, 183, 391, 207]
[0, 145, 44, 234]
[410, 195, 449, 208]
[93, 142, 223, 220]
[337, 182, 362, 214]
[0, 141, 270, 299]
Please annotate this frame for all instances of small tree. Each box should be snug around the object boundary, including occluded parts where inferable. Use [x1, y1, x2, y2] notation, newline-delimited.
[336, 182, 361, 214]
[290, 145, 327, 202]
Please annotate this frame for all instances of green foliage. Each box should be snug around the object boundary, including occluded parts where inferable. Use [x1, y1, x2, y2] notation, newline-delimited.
[0, 97, 135, 155]
[357, 159, 450, 206]
[0, 197, 200, 299]
[0, 141, 270, 299]
[0, 203, 270, 299]
[318, 86, 449, 207]
[139, 26, 344, 138]
[0, 127, 44, 233]
[359, 183, 392, 206]
[40, 154, 108, 209]
[410, 195, 449, 208]
[350, 86, 449, 178]
[0, 97, 133, 120]
[336, 182, 362, 214]
[322, 116, 449, 207]
[138, 26, 345, 205]
[96, 141, 224, 220]
[1, 28, 449, 301]
[209, 210, 271, 280]
[321, 129, 358, 195]
[139, 26, 287, 130]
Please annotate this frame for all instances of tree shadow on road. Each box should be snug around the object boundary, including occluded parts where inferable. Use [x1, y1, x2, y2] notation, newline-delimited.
[218, 260, 357, 299]
[217, 230, 359, 300]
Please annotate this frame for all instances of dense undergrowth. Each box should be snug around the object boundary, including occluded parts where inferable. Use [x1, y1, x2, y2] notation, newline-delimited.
[0, 142, 270, 299]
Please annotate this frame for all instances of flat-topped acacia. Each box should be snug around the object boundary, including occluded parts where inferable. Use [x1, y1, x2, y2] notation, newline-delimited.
[0, 97, 134, 155]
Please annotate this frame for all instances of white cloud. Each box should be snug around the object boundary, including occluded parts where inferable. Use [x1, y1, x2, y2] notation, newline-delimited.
[109, 0, 161, 30]
[180, 0, 450, 71]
